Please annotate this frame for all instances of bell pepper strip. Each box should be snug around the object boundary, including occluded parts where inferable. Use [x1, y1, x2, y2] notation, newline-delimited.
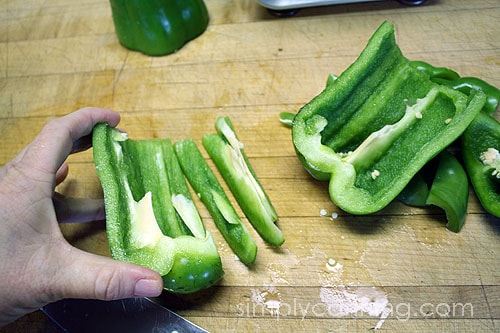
[92, 123, 223, 294]
[109, 0, 209, 56]
[425, 151, 469, 232]
[432, 77, 500, 114]
[410, 60, 460, 81]
[202, 117, 284, 246]
[461, 111, 500, 217]
[399, 151, 470, 231]
[174, 138, 258, 265]
[291, 21, 486, 215]
[411, 59, 500, 114]
[399, 151, 469, 232]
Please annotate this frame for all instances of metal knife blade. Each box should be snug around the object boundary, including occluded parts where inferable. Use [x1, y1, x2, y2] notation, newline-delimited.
[41, 297, 207, 333]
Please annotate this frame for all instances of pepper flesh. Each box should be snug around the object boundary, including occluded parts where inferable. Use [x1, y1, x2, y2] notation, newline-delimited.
[174, 138, 258, 266]
[203, 117, 284, 246]
[292, 21, 486, 215]
[92, 123, 223, 294]
[109, 0, 209, 56]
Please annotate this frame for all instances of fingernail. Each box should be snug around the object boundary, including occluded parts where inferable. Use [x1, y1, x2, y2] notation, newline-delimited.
[134, 278, 162, 297]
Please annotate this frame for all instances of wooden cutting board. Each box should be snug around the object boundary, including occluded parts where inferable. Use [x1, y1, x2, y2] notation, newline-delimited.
[1, 0, 499, 331]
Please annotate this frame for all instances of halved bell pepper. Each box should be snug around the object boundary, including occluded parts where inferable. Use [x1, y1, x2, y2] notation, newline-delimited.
[461, 111, 500, 217]
[92, 123, 223, 294]
[291, 21, 486, 215]
[203, 117, 284, 246]
[109, 0, 209, 56]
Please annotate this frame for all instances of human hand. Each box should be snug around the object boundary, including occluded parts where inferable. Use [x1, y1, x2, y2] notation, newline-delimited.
[0, 108, 163, 327]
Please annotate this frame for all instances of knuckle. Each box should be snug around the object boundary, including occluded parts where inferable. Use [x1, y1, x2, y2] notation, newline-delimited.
[94, 268, 124, 300]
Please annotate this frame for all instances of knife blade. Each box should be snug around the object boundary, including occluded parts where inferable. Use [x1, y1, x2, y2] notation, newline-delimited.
[41, 297, 208, 333]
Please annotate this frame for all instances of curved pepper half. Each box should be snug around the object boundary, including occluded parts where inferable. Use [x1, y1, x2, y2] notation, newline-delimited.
[92, 123, 223, 294]
[109, 0, 209, 56]
[291, 21, 486, 215]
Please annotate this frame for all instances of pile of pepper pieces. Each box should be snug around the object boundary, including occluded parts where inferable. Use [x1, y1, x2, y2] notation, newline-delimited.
[93, 117, 284, 294]
[286, 21, 500, 232]
[93, 21, 499, 295]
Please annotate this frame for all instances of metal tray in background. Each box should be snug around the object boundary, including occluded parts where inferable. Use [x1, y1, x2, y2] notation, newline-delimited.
[257, 0, 426, 10]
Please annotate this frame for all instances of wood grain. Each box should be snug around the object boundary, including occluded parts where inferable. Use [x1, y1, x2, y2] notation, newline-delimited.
[1, 0, 499, 331]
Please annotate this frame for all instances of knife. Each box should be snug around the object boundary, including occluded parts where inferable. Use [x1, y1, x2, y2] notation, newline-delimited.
[41, 297, 208, 333]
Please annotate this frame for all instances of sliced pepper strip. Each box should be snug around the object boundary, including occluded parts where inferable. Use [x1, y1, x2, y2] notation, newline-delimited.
[410, 60, 460, 81]
[426, 151, 469, 232]
[203, 117, 284, 246]
[399, 151, 469, 232]
[174, 138, 258, 265]
[291, 21, 486, 215]
[93, 123, 223, 294]
[461, 111, 500, 217]
[432, 77, 500, 114]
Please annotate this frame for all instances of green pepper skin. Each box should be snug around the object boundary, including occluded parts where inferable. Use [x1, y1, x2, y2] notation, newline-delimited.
[397, 172, 429, 207]
[398, 151, 470, 232]
[203, 117, 284, 246]
[433, 77, 500, 114]
[109, 0, 209, 56]
[461, 111, 500, 217]
[411, 60, 499, 114]
[410, 60, 460, 81]
[399, 151, 470, 232]
[93, 123, 223, 294]
[425, 151, 469, 232]
[292, 21, 486, 215]
[161, 235, 224, 293]
[174, 138, 258, 266]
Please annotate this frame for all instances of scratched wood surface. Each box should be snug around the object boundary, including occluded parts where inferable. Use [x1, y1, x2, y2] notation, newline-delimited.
[1, 0, 499, 331]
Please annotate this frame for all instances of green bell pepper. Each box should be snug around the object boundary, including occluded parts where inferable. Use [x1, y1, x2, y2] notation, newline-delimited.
[411, 61, 499, 114]
[109, 0, 209, 56]
[461, 111, 500, 217]
[399, 151, 469, 232]
[432, 77, 500, 115]
[92, 123, 223, 294]
[203, 117, 284, 246]
[426, 151, 470, 232]
[174, 138, 258, 266]
[291, 21, 486, 215]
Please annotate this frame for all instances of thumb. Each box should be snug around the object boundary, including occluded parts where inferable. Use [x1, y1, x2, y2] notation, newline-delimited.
[53, 246, 163, 301]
